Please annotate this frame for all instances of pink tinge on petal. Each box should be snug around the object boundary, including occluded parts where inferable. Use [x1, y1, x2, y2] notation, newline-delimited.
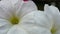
[23, 0, 28, 2]
[24, 0, 28, 1]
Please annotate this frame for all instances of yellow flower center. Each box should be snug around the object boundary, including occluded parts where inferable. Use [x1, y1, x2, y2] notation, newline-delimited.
[51, 26, 56, 34]
[9, 15, 19, 25]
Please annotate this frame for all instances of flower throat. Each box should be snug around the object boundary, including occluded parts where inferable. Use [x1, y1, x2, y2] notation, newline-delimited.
[9, 15, 19, 25]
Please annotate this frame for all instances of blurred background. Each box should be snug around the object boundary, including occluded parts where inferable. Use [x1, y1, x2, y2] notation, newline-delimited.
[32, 0, 60, 11]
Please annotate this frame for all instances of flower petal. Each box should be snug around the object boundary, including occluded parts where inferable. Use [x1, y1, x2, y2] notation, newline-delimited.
[8, 0, 23, 11]
[44, 4, 60, 30]
[0, 19, 12, 34]
[0, 0, 14, 20]
[0, 0, 23, 20]
[16, 1, 37, 18]
[19, 11, 52, 29]
[44, 4, 60, 22]
[53, 29, 60, 34]
[44, 4, 60, 16]
[20, 25, 51, 34]
[7, 25, 28, 34]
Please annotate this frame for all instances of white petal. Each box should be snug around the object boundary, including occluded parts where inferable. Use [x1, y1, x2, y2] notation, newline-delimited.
[19, 11, 52, 29]
[44, 4, 60, 30]
[44, 4, 60, 16]
[54, 15, 60, 30]
[44, 4, 60, 20]
[7, 25, 28, 34]
[0, 0, 23, 19]
[0, 19, 12, 34]
[20, 25, 51, 34]
[16, 1, 37, 18]
[54, 30, 60, 34]
[8, 0, 23, 11]
[44, 4, 60, 21]
[0, 0, 15, 20]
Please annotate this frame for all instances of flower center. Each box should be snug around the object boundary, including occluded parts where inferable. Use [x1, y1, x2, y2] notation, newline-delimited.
[51, 26, 56, 34]
[9, 15, 19, 25]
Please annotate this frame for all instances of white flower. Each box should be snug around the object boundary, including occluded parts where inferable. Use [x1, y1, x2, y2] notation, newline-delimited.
[1, 0, 60, 34]
[0, 0, 38, 34]
[42, 4, 60, 34]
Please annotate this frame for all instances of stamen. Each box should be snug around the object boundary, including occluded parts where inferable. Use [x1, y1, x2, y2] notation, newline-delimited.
[9, 16, 19, 25]
[51, 26, 56, 34]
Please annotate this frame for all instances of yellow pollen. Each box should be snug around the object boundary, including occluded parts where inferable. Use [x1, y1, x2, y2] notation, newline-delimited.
[9, 16, 19, 25]
[51, 26, 56, 34]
